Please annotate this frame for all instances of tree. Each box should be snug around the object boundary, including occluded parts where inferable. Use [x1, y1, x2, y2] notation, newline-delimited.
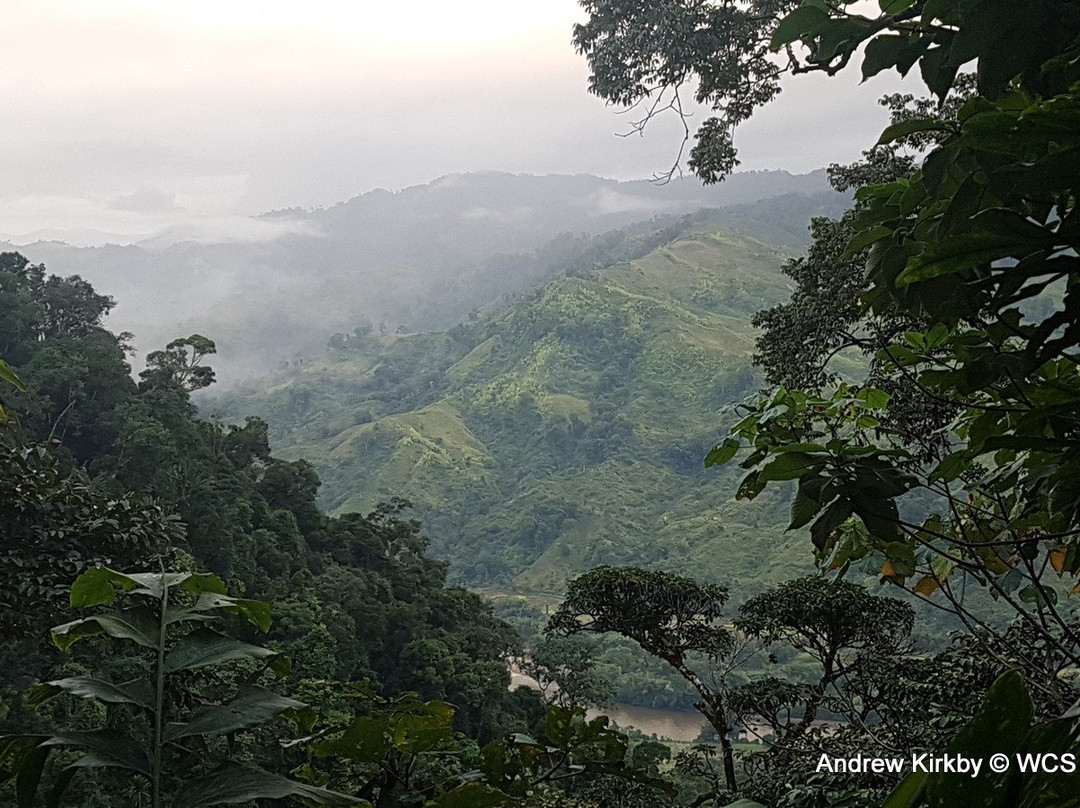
[575, 1, 1079, 183]
[735, 577, 914, 732]
[576, 3, 1080, 801]
[548, 570, 973, 806]
[573, 0, 797, 182]
[0, 252, 136, 461]
[579, 0, 1080, 667]
[140, 335, 217, 392]
[548, 566, 740, 793]
[518, 636, 616, 710]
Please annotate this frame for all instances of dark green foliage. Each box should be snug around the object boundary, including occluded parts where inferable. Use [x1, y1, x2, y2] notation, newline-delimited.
[0, 358, 26, 424]
[573, 0, 795, 181]
[582, 2, 1080, 802]
[0, 445, 182, 652]
[549, 566, 739, 792]
[1, 568, 355, 807]
[518, 636, 616, 710]
[300, 683, 674, 807]
[139, 335, 217, 392]
[735, 576, 915, 663]
[0, 252, 136, 463]
[705, 0, 1080, 672]
[550, 567, 731, 662]
[0, 255, 544, 806]
[884, 670, 1080, 808]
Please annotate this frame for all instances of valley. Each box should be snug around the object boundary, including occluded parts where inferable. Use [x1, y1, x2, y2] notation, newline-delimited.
[211, 211, 819, 601]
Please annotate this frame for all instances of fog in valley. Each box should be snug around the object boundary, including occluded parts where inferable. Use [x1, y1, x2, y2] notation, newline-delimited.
[5, 170, 846, 379]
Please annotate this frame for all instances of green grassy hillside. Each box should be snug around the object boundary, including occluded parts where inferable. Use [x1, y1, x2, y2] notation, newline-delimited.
[212, 218, 810, 599]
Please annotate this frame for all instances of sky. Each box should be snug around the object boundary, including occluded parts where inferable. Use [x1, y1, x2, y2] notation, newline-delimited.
[1, 0, 916, 246]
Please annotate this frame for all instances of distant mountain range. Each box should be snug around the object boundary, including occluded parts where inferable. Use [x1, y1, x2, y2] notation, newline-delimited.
[209, 212, 813, 600]
[6, 171, 845, 380]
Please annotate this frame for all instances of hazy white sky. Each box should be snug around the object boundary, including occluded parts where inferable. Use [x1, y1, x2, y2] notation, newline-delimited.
[1, 0, 914, 245]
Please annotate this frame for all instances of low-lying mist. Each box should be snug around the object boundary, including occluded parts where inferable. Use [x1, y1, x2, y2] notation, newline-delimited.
[6, 170, 845, 384]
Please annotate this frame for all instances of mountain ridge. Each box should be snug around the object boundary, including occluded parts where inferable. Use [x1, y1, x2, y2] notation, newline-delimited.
[8, 171, 845, 381]
[211, 213, 808, 599]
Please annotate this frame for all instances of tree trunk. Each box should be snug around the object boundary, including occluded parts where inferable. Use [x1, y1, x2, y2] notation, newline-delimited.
[672, 658, 738, 793]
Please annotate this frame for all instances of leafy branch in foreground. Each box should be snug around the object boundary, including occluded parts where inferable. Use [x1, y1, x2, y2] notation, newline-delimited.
[294, 681, 674, 808]
[885, 670, 1080, 808]
[1, 567, 356, 807]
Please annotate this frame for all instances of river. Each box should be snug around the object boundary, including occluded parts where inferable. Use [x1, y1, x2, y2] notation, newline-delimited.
[510, 671, 707, 742]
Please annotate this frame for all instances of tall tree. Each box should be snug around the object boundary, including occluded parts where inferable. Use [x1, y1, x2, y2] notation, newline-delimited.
[548, 566, 740, 792]
[578, 0, 1080, 667]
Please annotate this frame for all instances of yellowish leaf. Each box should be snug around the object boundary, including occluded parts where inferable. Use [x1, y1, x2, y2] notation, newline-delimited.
[913, 575, 939, 596]
[1049, 550, 1066, 574]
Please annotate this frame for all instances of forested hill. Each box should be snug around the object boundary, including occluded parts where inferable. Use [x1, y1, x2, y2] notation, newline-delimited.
[212, 217, 808, 598]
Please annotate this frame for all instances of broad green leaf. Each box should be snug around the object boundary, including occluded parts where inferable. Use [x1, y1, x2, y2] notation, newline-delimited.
[857, 387, 890, 410]
[167, 594, 272, 633]
[876, 117, 950, 145]
[69, 568, 142, 609]
[919, 43, 959, 101]
[789, 487, 822, 531]
[971, 207, 1055, 244]
[173, 763, 361, 806]
[705, 438, 740, 467]
[896, 234, 1016, 285]
[879, 0, 915, 12]
[769, 4, 831, 49]
[926, 671, 1033, 806]
[882, 770, 928, 808]
[179, 572, 228, 596]
[736, 470, 766, 500]
[758, 452, 820, 482]
[121, 572, 205, 598]
[810, 500, 852, 551]
[314, 716, 391, 763]
[845, 224, 894, 255]
[16, 743, 47, 808]
[861, 33, 920, 80]
[427, 781, 512, 808]
[163, 629, 280, 674]
[44, 767, 76, 808]
[30, 677, 153, 711]
[544, 705, 581, 747]
[227, 598, 271, 632]
[928, 452, 969, 484]
[0, 358, 26, 391]
[39, 730, 150, 776]
[51, 609, 159, 652]
[165, 687, 305, 741]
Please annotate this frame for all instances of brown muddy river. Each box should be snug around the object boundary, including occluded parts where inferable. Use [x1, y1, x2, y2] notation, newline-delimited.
[510, 671, 707, 742]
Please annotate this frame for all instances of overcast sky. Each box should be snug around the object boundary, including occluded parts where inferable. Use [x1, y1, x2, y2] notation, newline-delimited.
[2, 0, 915, 245]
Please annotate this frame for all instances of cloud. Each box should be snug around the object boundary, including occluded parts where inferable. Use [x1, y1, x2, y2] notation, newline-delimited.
[581, 188, 669, 217]
[460, 205, 534, 222]
[108, 188, 180, 213]
[138, 216, 323, 248]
